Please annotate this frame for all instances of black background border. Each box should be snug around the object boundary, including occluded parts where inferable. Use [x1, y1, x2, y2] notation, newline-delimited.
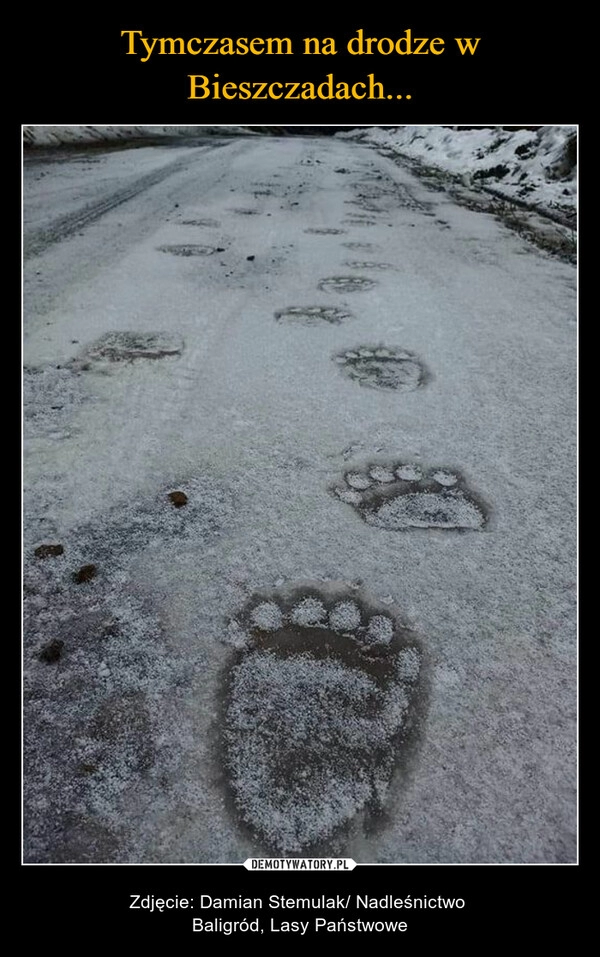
[21, 10, 579, 943]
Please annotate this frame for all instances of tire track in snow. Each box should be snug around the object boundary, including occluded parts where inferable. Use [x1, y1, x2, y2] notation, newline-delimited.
[24, 156, 198, 259]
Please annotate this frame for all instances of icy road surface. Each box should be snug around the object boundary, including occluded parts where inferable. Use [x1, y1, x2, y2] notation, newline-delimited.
[23, 134, 576, 863]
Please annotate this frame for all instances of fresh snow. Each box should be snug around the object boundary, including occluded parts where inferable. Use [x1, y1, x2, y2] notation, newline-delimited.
[23, 125, 253, 148]
[339, 125, 576, 222]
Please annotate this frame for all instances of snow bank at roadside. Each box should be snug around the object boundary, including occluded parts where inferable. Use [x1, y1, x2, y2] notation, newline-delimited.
[338, 126, 577, 219]
[23, 125, 253, 148]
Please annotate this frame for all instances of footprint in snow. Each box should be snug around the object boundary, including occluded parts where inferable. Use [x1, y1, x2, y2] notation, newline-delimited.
[157, 244, 222, 257]
[179, 218, 221, 228]
[274, 305, 352, 325]
[222, 584, 423, 855]
[342, 241, 378, 251]
[346, 198, 381, 213]
[318, 276, 376, 293]
[78, 332, 184, 364]
[334, 346, 427, 392]
[333, 463, 488, 530]
[343, 261, 395, 270]
[304, 227, 346, 235]
[343, 218, 378, 227]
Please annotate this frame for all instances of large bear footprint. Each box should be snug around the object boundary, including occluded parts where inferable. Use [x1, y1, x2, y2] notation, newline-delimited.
[274, 305, 352, 325]
[222, 585, 423, 855]
[334, 346, 427, 391]
[78, 331, 184, 364]
[158, 244, 222, 257]
[318, 276, 376, 293]
[333, 463, 487, 530]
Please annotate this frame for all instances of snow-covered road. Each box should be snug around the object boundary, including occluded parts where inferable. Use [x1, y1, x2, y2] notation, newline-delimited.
[23, 133, 576, 863]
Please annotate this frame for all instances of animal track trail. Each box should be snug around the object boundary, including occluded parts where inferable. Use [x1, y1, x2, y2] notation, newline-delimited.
[333, 463, 488, 530]
[157, 244, 223, 257]
[221, 584, 424, 855]
[334, 347, 427, 392]
[77, 332, 184, 365]
[274, 305, 353, 326]
[342, 241, 379, 251]
[343, 217, 378, 227]
[178, 218, 221, 228]
[304, 227, 346, 235]
[351, 182, 427, 213]
[230, 207, 260, 216]
[343, 261, 395, 270]
[318, 276, 376, 294]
